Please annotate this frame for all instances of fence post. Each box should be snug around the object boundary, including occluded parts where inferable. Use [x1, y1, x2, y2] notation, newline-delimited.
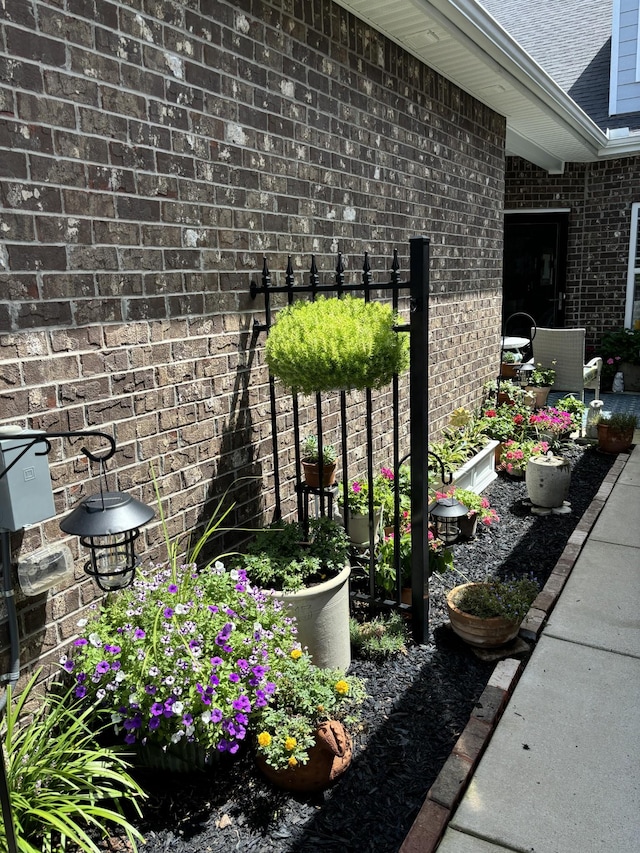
[409, 236, 430, 643]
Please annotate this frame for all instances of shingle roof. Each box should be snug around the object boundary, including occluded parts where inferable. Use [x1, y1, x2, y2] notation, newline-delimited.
[480, 0, 640, 132]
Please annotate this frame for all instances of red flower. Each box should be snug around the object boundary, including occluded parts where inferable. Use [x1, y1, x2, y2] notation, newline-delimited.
[513, 414, 524, 425]
[485, 409, 497, 418]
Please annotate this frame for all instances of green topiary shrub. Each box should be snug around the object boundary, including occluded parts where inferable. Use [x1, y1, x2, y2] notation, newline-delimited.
[264, 295, 409, 394]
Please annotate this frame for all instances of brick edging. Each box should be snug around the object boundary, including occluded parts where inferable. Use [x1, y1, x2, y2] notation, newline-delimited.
[399, 658, 523, 853]
[399, 450, 630, 853]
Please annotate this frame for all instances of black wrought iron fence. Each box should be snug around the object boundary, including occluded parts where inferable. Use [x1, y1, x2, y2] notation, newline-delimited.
[250, 236, 431, 641]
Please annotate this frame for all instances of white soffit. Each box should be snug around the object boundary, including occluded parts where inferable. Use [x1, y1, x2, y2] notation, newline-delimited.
[333, 0, 614, 171]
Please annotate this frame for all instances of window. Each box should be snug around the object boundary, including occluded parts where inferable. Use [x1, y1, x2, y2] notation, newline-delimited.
[626, 202, 640, 329]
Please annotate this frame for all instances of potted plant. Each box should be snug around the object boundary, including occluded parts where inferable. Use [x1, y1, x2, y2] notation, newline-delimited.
[596, 412, 637, 453]
[524, 360, 556, 408]
[254, 650, 365, 792]
[338, 475, 384, 545]
[375, 519, 412, 598]
[496, 437, 550, 478]
[500, 349, 521, 378]
[301, 435, 338, 487]
[429, 407, 497, 492]
[434, 487, 499, 539]
[62, 558, 298, 770]
[235, 517, 352, 669]
[600, 328, 640, 391]
[446, 576, 539, 648]
[264, 295, 409, 395]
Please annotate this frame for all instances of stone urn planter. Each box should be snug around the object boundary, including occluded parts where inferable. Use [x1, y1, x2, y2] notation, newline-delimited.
[525, 385, 551, 409]
[277, 564, 351, 670]
[525, 454, 571, 508]
[446, 583, 521, 648]
[257, 720, 352, 792]
[344, 507, 383, 547]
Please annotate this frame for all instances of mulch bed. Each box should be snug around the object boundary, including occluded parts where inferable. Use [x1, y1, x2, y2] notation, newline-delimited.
[121, 444, 616, 853]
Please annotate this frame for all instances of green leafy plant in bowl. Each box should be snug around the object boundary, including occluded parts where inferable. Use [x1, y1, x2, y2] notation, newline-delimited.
[265, 295, 409, 394]
[236, 517, 351, 592]
[450, 576, 539, 621]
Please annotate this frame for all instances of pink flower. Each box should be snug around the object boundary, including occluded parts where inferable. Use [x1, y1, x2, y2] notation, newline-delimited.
[380, 466, 394, 480]
[352, 482, 362, 494]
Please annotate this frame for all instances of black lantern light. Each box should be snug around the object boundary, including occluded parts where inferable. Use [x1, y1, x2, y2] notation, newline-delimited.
[429, 495, 469, 545]
[60, 490, 154, 591]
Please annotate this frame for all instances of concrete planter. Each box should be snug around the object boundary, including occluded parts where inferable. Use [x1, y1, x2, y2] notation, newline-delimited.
[277, 564, 351, 670]
[525, 454, 571, 508]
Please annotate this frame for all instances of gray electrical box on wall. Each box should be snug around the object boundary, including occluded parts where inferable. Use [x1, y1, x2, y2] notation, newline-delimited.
[0, 430, 56, 532]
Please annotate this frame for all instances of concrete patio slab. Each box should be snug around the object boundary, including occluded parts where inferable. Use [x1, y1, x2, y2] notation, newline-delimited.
[436, 829, 506, 852]
[543, 539, 640, 656]
[588, 482, 640, 547]
[442, 635, 640, 853]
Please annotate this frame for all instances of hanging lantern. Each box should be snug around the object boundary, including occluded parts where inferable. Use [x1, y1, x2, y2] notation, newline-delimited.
[429, 496, 468, 545]
[60, 491, 154, 591]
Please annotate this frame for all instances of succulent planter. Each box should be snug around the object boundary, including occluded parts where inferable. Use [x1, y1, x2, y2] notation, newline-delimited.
[451, 439, 499, 493]
[446, 584, 520, 648]
[301, 460, 337, 488]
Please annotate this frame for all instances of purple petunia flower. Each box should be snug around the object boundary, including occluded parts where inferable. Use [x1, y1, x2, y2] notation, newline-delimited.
[163, 607, 174, 619]
[95, 661, 110, 675]
[150, 702, 164, 716]
[134, 628, 146, 640]
[75, 685, 87, 699]
[168, 584, 178, 593]
[211, 708, 223, 723]
[144, 685, 157, 695]
[228, 672, 240, 683]
[74, 638, 88, 646]
[63, 659, 74, 673]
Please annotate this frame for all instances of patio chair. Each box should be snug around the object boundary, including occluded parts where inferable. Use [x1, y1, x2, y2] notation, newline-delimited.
[531, 327, 602, 402]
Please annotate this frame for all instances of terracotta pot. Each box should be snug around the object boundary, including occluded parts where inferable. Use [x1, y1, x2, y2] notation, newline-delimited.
[257, 720, 352, 792]
[500, 362, 519, 379]
[301, 459, 337, 488]
[597, 423, 634, 454]
[446, 583, 520, 648]
[525, 454, 571, 508]
[525, 385, 551, 408]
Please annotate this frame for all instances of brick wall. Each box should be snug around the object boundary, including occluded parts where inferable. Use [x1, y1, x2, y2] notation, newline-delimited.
[0, 0, 505, 681]
[505, 155, 640, 351]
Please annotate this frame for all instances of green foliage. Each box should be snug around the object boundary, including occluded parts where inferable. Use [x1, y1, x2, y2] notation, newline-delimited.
[599, 411, 638, 433]
[301, 435, 337, 464]
[1, 671, 145, 853]
[254, 651, 366, 769]
[527, 361, 556, 387]
[264, 295, 409, 394]
[429, 408, 489, 477]
[349, 613, 408, 660]
[599, 328, 640, 366]
[450, 578, 539, 621]
[236, 517, 351, 592]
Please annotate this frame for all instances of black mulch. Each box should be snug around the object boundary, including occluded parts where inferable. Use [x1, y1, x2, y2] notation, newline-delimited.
[121, 444, 616, 853]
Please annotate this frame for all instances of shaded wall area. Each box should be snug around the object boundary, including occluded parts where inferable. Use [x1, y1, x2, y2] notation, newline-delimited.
[0, 0, 505, 680]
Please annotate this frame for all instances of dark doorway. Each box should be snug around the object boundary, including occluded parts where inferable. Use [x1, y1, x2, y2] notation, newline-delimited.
[503, 211, 569, 331]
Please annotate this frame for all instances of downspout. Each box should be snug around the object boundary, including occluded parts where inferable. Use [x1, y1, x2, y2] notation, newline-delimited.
[1, 529, 20, 853]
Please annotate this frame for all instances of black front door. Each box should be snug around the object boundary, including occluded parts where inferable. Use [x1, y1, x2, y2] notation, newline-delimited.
[502, 212, 568, 330]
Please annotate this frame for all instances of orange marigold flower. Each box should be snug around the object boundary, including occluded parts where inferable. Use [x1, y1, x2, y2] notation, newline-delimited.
[290, 648, 303, 660]
[335, 679, 349, 695]
[257, 731, 272, 747]
[288, 756, 298, 767]
[284, 736, 297, 751]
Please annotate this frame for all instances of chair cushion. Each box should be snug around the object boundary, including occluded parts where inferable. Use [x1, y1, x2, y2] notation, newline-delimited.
[583, 365, 598, 383]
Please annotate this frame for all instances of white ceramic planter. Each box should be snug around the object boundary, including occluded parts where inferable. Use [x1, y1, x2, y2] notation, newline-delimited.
[277, 564, 351, 670]
[525, 454, 571, 508]
[452, 439, 499, 493]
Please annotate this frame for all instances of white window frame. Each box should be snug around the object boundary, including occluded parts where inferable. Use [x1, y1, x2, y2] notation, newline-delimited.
[625, 202, 640, 328]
